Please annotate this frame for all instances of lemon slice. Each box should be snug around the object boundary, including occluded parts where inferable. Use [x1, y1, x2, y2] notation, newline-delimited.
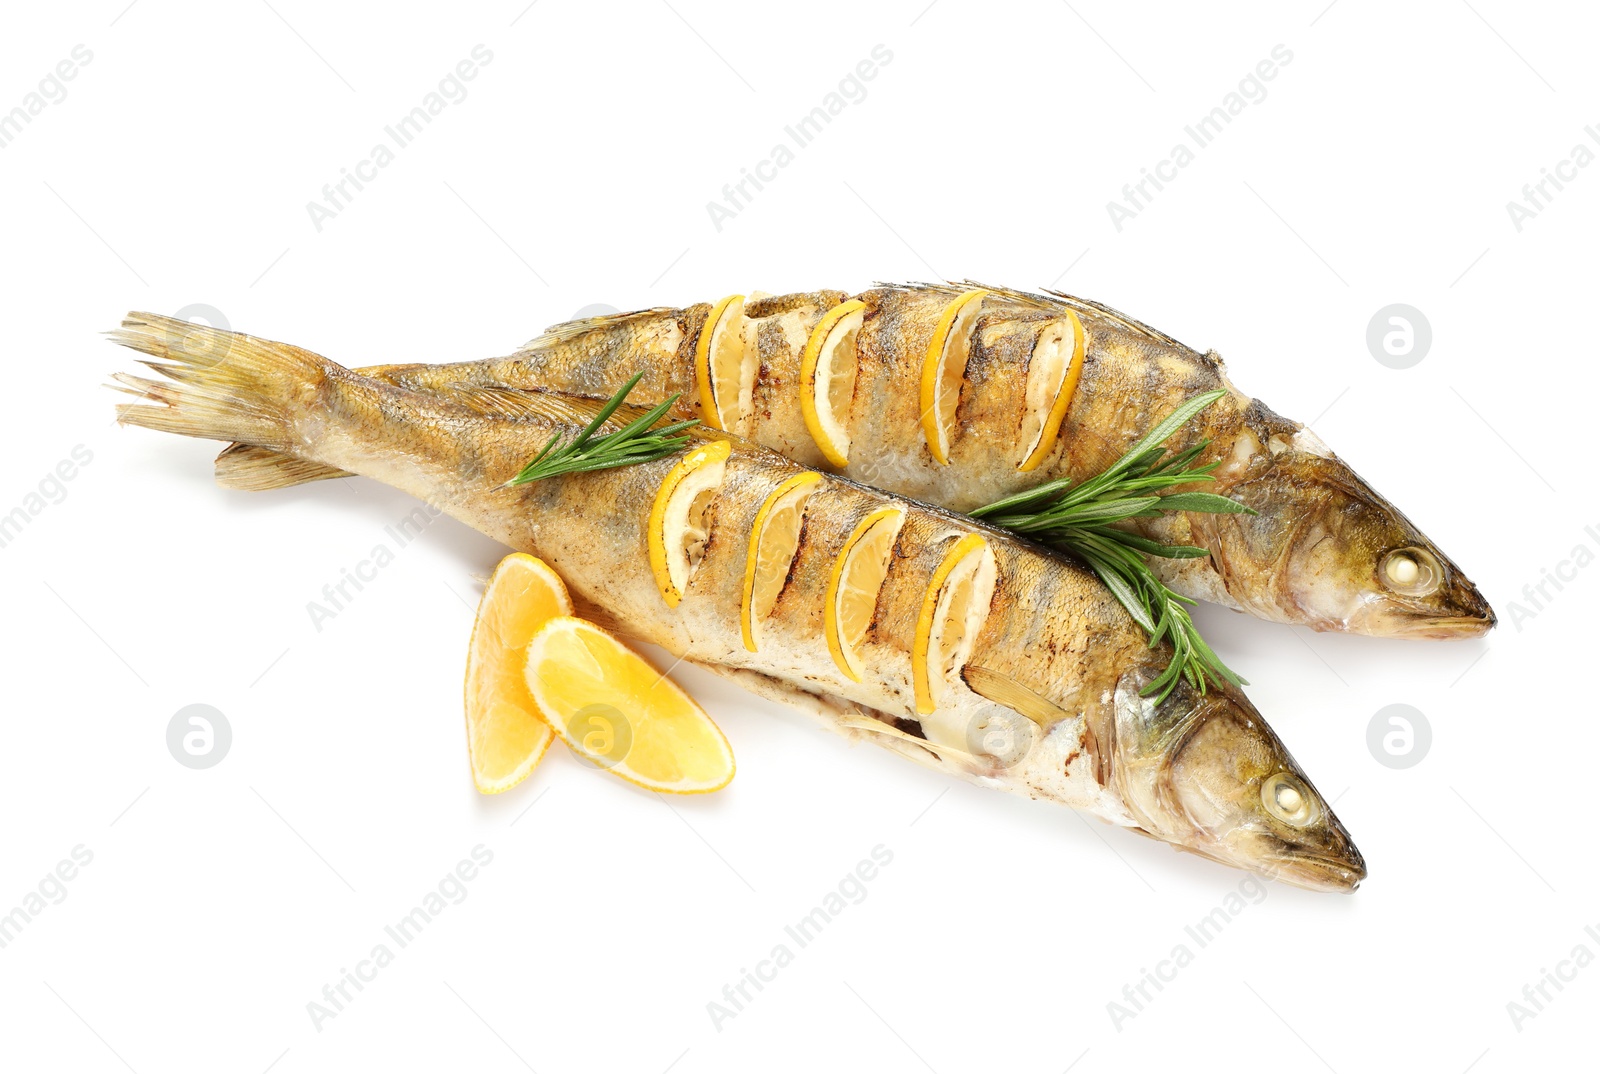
[1017, 311, 1086, 471]
[525, 616, 735, 793]
[824, 506, 905, 682]
[693, 294, 752, 433]
[740, 472, 822, 652]
[463, 553, 572, 794]
[919, 289, 987, 464]
[648, 439, 732, 608]
[911, 535, 998, 715]
[799, 299, 867, 467]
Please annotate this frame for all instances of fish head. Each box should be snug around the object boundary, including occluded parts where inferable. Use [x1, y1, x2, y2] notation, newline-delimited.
[1211, 432, 1494, 638]
[1109, 673, 1365, 892]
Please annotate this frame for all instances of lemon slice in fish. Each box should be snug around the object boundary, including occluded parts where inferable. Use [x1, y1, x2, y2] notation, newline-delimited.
[919, 289, 987, 464]
[463, 553, 570, 794]
[1017, 311, 1086, 471]
[912, 534, 998, 715]
[525, 616, 735, 794]
[741, 471, 822, 652]
[824, 506, 905, 682]
[693, 294, 751, 433]
[648, 439, 732, 608]
[799, 299, 868, 467]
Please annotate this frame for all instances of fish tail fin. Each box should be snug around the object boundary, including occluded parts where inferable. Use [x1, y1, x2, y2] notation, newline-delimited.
[213, 443, 351, 490]
[209, 359, 421, 490]
[109, 312, 333, 451]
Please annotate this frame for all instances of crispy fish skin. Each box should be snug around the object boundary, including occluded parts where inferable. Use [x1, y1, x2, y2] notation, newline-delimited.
[113, 313, 1365, 892]
[238, 282, 1492, 639]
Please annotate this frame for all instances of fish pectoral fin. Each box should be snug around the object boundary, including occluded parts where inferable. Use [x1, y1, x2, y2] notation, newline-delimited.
[214, 444, 350, 490]
[962, 665, 1077, 731]
[964, 665, 1108, 781]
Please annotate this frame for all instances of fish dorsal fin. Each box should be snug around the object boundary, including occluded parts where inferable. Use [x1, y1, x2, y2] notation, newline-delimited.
[426, 385, 731, 450]
[887, 280, 1060, 314]
[424, 384, 674, 429]
[444, 386, 595, 421]
[950, 280, 1063, 312]
[877, 280, 971, 300]
[1040, 290, 1183, 347]
[962, 665, 1076, 730]
[515, 306, 681, 354]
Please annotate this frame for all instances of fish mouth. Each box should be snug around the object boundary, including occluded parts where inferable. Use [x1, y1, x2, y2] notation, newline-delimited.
[1367, 586, 1497, 639]
[1380, 610, 1496, 640]
[1174, 840, 1367, 893]
[1263, 847, 1367, 893]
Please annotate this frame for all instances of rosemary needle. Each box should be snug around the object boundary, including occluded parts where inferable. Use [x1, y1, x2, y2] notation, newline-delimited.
[971, 389, 1256, 701]
[506, 372, 700, 487]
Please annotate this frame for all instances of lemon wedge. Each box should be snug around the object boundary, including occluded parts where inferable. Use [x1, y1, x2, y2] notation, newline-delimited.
[741, 472, 822, 652]
[824, 506, 905, 682]
[525, 616, 735, 793]
[919, 289, 987, 464]
[1018, 311, 1086, 471]
[463, 553, 572, 794]
[648, 439, 732, 608]
[911, 534, 997, 715]
[693, 294, 752, 434]
[799, 299, 867, 467]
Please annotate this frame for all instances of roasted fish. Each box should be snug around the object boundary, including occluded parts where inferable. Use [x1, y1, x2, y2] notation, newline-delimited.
[219, 283, 1493, 639]
[112, 313, 1365, 891]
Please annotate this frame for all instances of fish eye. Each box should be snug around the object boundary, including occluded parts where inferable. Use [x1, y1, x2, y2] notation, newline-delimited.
[1380, 547, 1441, 597]
[1261, 773, 1318, 827]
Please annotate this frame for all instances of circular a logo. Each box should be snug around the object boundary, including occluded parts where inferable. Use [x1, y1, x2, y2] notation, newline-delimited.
[1366, 703, 1430, 769]
[166, 704, 232, 769]
[168, 304, 233, 368]
[567, 703, 632, 769]
[965, 709, 1031, 769]
[1366, 304, 1431, 369]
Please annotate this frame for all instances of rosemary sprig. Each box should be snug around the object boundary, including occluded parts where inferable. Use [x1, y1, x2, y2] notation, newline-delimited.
[971, 389, 1256, 702]
[506, 372, 700, 486]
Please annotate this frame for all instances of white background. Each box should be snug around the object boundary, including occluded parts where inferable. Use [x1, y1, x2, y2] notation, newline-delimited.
[1, 1, 1595, 1070]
